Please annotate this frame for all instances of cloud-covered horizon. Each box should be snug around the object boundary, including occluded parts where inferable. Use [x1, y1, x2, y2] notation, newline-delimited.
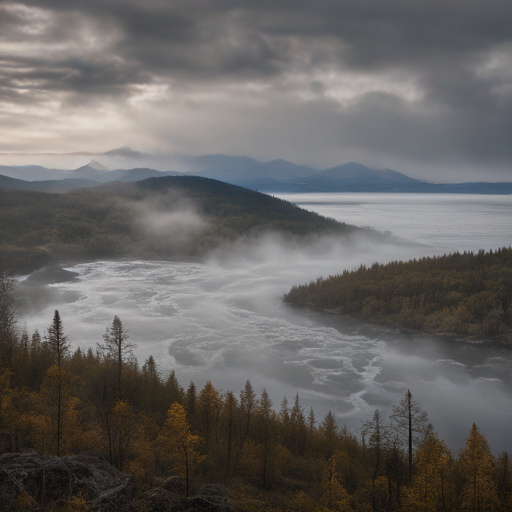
[1, 0, 512, 180]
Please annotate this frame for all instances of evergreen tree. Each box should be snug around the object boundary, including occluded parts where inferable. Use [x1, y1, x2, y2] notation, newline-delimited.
[45, 310, 70, 456]
[165, 369, 185, 406]
[185, 381, 197, 428]
[222, 390, 238, 481]
[0, 273, 17, 367]
[98, 316, 135, 397]
[460, 423, 498, 511]
[321, 410, 339, 458]
[390, 389, 429, 483]
[257, 389, 275, 488]
[197, 380, 221, 456]
[362, 409, 389, 510]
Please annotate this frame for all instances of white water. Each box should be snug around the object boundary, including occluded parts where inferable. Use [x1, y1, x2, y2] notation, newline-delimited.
[17, 193, 512, 453]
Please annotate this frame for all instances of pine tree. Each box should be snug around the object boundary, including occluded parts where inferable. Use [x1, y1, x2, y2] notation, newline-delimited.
[257, 389, 274, 488]
[0, 273, 17, 367]
[45, 310, 70, 456]
[222, 390, 238, 481]
[98, 316, 135, 397]
[321, 410, 339, 458]
[362, 409, 389, 510]
[165, 369, 185, 406]
[290, 392, 306, 456]
[390, 389, 428, 483]
[197, 380, 221, 456]
[185, 381, 197, 428]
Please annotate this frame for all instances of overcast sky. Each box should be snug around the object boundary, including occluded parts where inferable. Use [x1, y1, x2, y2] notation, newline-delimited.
[1, 0, 512, 180]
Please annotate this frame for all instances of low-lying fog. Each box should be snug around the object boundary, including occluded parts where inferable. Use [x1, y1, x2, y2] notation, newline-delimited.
[16, 193, 512, 454]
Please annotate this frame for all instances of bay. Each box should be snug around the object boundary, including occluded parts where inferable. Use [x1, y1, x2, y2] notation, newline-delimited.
[17, 193, 512, 453]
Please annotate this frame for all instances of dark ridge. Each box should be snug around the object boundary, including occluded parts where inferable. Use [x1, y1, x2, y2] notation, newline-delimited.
[0, 175, 357, 275]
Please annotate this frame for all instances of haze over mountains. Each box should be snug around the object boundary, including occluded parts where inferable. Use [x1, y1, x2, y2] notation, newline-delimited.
[1, 147, 511, 194]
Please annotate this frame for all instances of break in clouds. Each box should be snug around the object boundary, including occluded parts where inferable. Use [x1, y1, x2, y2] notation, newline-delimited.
[1, 0, 512, 180]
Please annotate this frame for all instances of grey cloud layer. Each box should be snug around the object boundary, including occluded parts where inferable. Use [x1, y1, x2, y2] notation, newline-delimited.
[1, 0, 512, 177]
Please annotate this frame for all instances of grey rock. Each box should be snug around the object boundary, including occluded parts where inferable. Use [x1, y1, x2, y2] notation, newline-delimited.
[0, 451, 134, 510]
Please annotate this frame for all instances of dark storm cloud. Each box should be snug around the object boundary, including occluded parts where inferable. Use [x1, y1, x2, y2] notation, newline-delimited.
[1, 0, 512, 176]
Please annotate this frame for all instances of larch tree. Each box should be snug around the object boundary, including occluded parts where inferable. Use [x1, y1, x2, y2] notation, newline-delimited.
[98, 316, 135, 397]
[236, 379, 257, 471]
[239, 380, 257, 446]
[321, 410, 339, 458]
[390, 389, 429, 484]
[290, 392, 307, 457]
[197, 380, 221, 456]
[222, 390, 238, 481]
[185, 381, 197, 428]
[110, 399, 139, 472]
[496, 451, 512, 510]
[158, 402, 204, 497]
[165, 369, 185, 406]
[320, 455, 352, 511]
[402, 432, 454, 511]
[257, 389, 275, 489]
[460, 423, 498, 511]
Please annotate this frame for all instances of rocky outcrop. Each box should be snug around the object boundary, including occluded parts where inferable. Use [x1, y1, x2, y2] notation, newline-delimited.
[0, 451, 134, 510]
[186, 484, 233, 512]
[0, 451, 234, 511]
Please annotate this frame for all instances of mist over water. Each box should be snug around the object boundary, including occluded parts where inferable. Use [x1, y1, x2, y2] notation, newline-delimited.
[17, 194, 512, 454]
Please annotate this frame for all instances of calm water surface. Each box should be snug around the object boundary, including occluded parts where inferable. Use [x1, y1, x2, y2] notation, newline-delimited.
[274, 193, 512, 252]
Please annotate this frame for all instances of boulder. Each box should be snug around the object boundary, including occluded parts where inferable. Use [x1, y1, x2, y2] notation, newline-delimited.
[158, 475, 187, 496]
[187, 484, 233, 512]
[132, 487, 184, 512]
[0, 451, 134, 510]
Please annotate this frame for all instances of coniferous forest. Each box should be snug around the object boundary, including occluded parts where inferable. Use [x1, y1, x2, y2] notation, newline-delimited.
[1, 273, 511, 511]
[0, 177, 358, 276]
[284, 248, 512, 342]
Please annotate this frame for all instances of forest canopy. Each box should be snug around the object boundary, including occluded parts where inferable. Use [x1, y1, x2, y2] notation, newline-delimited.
[284, 248, 512, 341]
[0, 176, 358, 275]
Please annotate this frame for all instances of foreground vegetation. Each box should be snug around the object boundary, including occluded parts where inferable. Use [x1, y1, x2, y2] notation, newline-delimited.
[0, 176, 356, 275]
[1, 275, 511, 511]
[284, 248, 512, 341]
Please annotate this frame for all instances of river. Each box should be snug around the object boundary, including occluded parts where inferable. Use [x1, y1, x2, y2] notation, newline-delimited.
[17, 193, 512, 453]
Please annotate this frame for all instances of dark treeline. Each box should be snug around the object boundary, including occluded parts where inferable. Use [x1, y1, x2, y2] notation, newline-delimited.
[284, 247, 512, 341]
[1, 275, 511, 511]
[0, 177, 356, 276]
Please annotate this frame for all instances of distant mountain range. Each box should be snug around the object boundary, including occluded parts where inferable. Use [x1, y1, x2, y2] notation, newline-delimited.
[1, 151, 511, 194]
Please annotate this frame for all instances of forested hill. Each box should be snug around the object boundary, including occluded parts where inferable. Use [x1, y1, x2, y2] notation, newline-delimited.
[284, 248, 512, 341]
[0, 176, 357, 275]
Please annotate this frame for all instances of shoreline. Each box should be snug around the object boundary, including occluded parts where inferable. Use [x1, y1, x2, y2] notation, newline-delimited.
[285, 303, 512, 348]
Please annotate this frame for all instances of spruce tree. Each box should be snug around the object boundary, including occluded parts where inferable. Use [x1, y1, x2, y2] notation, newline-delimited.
[46, 310, 69, 456]
[98, 316, 135, 397]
